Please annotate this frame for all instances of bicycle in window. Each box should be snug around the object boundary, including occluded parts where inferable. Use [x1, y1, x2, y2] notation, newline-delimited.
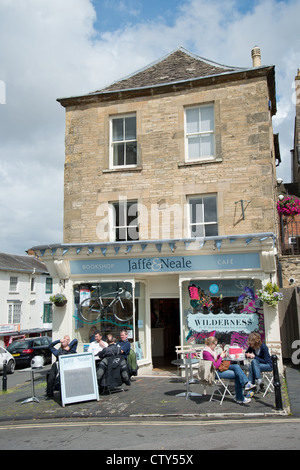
[78, 286, 133, 324]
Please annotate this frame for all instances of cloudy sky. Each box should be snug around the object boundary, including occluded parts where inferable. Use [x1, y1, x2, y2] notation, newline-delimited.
[0, 0, 299, 255]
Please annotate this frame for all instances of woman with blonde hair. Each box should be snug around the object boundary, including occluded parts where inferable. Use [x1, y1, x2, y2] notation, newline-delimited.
[245, 332, 272, 391]
[203, 336, 252, 404]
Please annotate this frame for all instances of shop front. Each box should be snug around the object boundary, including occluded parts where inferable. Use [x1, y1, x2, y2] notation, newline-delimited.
[35, 233, 283, 373]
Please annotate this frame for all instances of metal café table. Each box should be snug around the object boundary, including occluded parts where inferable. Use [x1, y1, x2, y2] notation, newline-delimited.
[171, 357, 202, 400]
[19, 366, 45, 404]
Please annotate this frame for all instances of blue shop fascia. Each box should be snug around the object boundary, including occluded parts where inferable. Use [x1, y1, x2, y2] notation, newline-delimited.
[33, 232, 282, 373]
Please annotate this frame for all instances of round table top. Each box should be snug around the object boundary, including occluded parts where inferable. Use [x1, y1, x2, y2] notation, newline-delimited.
[171, 358, 199, 366]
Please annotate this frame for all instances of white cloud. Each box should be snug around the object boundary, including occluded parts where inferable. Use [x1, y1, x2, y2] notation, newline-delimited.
[0, 0, 299, 254]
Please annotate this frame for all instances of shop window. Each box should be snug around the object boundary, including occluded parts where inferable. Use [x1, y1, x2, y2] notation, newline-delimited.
[182, 279, 265, 348]
[188, 195, 218, 237]
[110, 114, 137, 167]
[73, 281, 147, 361]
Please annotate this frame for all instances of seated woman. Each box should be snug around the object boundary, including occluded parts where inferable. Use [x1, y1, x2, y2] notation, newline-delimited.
[245, 332, 272, 391]
[203, 336, 253, 404]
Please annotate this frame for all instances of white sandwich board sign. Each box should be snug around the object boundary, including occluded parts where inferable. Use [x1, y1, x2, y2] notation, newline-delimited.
[59, 352, 99, 407]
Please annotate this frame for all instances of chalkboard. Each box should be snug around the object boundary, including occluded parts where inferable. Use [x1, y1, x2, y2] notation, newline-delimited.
[59, 352, 99, 407]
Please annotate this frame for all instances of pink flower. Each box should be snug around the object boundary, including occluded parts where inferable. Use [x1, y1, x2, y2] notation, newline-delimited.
[277, 196, 300, 217]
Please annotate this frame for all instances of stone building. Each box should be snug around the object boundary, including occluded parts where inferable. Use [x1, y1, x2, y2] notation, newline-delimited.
[0, 253, 53, 347]
[32, 46, 283, 372]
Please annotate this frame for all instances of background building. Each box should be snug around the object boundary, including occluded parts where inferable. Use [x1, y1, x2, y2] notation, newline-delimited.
[0, 252, 53, 347]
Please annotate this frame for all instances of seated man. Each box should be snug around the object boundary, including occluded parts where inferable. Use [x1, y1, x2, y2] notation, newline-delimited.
[49, 335, 78, 360]
[116, 329, 131, 359]
[46, 335, 78, 398]
[116, 329, 138, 377]
[98, 334, 121, 359]
[88, 331, 108, 363]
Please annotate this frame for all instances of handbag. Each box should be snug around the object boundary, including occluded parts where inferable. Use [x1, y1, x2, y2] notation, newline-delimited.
[218, 360, 230, 372]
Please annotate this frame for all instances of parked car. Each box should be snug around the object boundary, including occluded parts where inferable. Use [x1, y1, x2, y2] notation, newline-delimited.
[0, 346, 15, 374]
[7, 336, 52, 367]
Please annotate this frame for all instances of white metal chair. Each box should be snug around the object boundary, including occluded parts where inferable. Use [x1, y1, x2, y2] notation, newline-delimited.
[261, 371, 274, 397]
[210, 370, 234, 405]
[197, 359, 234, 405]
[175, 345, 203, 379]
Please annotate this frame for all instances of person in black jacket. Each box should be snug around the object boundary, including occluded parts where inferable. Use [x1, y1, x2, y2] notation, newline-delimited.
[48, 336, 78, 360]
[97, 334, 121, 359]
[244, 332, 272, 392]
[97, 353, 131, 392]
[46, 336, 78, 398]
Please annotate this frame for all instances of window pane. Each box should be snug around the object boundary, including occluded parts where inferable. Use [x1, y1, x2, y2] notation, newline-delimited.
[116, 227, 127, 241]
[205, 224, 218, 237]
[200, 106, 214, 132]
[188, 136, 200, 159]
[8, 305, 12, 323]
[113, 202, 126, 227]
[125, 117, 136, 140]
[10, 277, 18, 291]
[125, 142, 137, 165]
[190, 198, 204, 224]
[191, 224, 205, 237]
[127, 202, 138, 225]
[46, 278, 53, 294]
[112, 118, 123, 141]
[13, 304, 21, 323]
[113, 143, 124, 166]
[186, 108, 199, 134]
[204, 197, 217, 223]
[200, 134, 214, 157]
[127, 225, 139, 240]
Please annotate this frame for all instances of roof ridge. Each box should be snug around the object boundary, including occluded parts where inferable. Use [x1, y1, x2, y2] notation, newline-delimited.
[175, 45, 245, 71]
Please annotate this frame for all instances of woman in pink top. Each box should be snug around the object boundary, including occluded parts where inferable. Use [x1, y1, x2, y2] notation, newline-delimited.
[203, 336, 253, 404]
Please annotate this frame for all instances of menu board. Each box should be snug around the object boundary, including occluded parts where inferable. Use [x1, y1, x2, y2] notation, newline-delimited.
[59, 352, 99, 407]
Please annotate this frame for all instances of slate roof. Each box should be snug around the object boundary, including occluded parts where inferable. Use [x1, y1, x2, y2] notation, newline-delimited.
[0, 253, 48, 274]
[57, 46, 276, 113]
[98, 46, 244, 93]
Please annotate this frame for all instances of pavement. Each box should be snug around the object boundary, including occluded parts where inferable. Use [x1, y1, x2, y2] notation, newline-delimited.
[0, 362, 299, 423]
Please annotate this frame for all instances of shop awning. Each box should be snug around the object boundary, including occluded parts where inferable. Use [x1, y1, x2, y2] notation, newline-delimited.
[32, 232, 276, 257]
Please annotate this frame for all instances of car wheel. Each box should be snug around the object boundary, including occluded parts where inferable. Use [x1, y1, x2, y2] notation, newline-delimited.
[6, 360, 15, 374]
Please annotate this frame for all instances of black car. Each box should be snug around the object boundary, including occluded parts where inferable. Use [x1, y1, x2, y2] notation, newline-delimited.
[7, 336, 52, 367]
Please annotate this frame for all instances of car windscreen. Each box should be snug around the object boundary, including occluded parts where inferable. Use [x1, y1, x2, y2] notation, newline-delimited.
[7, 341, 31, 350]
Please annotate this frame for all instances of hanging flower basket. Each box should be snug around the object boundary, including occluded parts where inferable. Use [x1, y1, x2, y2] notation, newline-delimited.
[50, 294, 67, 307]
[277, 196, 300, 218]
[256, 282, 283, 308]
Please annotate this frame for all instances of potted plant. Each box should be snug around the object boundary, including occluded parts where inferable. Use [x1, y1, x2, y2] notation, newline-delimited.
[256, 282, 283, 308]
[49, 293, 67, 307]
[277, 196, 300, 218]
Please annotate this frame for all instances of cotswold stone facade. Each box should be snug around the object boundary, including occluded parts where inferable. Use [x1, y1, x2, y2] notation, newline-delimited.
[35, 47, 284, 372]
[59, 47, 278, 244]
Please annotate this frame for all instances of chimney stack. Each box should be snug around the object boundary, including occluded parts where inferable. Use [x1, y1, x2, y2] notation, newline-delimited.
[251, 46, 261, 67]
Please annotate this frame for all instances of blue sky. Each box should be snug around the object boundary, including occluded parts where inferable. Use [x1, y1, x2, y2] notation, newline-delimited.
[93, 0, 178, 31]
[92, 0, 257, 32]
[0, 0, 299, 254]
